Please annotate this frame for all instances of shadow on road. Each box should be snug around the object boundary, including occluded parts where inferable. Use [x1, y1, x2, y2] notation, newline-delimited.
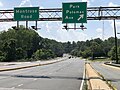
[106, 78, 120, 82]
[0, 74, 82, 80]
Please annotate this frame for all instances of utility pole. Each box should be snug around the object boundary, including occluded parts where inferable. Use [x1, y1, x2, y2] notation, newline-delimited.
[114, 19, 118, 64]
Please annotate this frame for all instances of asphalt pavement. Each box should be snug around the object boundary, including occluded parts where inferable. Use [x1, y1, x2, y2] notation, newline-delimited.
[91, 61, 120, 90]
[0, 58, 84, 90]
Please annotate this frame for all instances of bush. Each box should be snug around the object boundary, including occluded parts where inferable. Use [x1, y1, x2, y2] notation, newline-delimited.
[33, 49, 56, 60]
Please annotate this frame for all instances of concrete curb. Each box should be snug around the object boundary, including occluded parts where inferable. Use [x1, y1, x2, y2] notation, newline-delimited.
[0, 64, 40, 72]
[89, 64, 116, 90]
[104, 62, 120, 68]
[0, 58, 68, 72]
[86, 63, 114, 90]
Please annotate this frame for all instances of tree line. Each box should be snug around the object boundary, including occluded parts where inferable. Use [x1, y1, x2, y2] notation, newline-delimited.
[70, 37, 120, 62]
[0, 25, 119, 62]
[0, 25, 64, 62]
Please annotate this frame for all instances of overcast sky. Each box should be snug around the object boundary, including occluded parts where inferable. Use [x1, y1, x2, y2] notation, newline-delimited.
[0, 0, 120, 42]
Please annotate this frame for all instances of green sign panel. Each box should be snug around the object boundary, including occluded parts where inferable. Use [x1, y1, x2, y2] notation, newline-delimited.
[62, 2, 87, 23]
[14, 7, 39, 21]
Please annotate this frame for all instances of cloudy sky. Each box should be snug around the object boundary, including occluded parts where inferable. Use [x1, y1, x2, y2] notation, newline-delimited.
[0, 0, 120, 42]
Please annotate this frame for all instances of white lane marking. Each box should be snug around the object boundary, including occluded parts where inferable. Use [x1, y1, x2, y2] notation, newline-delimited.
[34, 79, 37, 81]
[80, 63, 86, 90]
[18, 84, 23, 87]
[48, 72, 52, 74]
[11, 87, 15, 89]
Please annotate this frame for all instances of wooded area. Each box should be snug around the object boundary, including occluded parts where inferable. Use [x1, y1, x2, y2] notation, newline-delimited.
[0, 25, 119, 62]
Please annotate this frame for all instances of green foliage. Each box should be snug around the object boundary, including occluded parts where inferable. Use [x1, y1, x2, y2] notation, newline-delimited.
[0, 25, 118, 62]
[0, 25, 64, 62]
[118, 47, 120, 60]
[70, 49, 79, 56]
[0, 51, 6, 62]
[0, 27, 41, 62]
[2, 39, 17, 61]
[108, 46, 120, 61]
[108, 46, 116, 60]
[63, 41, 72, 53]
[81, 49, 92, 58]
[16, 48, 27, 59]
[70, 37, 117, 60]
[33, 49, 55, 60]
[39, 38, 64, 57]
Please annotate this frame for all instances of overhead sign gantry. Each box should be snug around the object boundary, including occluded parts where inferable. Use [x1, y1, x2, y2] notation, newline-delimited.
[0, 7, 120, 22]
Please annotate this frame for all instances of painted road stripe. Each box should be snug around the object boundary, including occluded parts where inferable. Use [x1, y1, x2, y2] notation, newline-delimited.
[80, 63, 85, 90]
[34, 79, 37, 81]
[11, 87, 15, 89]
[18, 84, 23, 87]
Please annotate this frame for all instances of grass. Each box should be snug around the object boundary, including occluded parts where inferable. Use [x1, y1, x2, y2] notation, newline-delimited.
[82, 80, 88, 90]
[88, 57, 111, 62]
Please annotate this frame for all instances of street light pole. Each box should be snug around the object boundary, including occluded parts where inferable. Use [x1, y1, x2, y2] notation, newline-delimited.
[114, 19, 118, 64]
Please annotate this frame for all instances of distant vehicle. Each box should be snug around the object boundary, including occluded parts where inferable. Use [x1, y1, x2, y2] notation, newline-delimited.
[69, 56, 71, 59]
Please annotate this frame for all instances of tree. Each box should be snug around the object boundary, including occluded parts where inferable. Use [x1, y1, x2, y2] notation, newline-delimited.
[63, 41, 72, 53]
[0, 51, 6, 62]
[3, 39, 16, 61]
[81, 49, 92, 58]
[108, 46, 116, 60]
[16, 48, 27, 60]
[90, 41, 102, 60]
[33, 49, 55, 60]
[70, 49, 79, 56]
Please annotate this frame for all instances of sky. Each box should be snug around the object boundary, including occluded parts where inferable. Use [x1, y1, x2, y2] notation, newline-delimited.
[0, 0, 120, 42]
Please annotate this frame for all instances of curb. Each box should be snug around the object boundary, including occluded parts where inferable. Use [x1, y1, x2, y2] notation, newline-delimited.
[104, 62, 120, 68]
[86, 63, 115, 90]
[0, 58, 68, 72]
[0, 64, 41, 72]
[89, 63, 116, 90]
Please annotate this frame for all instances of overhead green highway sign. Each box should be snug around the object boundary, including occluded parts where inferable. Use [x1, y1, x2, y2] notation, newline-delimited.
[14, 7, 39, 21]
[62, 2, 87, 23]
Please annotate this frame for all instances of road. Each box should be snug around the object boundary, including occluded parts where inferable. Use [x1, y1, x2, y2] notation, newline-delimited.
[91, 61, 120, 89]
[0, 58, 84, 90]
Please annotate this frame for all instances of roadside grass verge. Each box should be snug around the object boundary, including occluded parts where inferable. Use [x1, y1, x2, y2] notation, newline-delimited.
[82, 80, 88, 90]
[88, 58, 111, 62]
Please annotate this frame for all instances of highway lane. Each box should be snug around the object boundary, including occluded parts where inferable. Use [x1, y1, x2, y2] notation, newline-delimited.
[91, 61, 120, 89]
[0, 58, 84, 90]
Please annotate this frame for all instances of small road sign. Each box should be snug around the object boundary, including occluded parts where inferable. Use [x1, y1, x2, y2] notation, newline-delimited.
[14, 7, 39, 21]
[62, 2, 87, 23]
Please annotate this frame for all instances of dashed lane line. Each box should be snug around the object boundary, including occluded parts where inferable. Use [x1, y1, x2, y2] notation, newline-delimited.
[18, 84, 23, 87]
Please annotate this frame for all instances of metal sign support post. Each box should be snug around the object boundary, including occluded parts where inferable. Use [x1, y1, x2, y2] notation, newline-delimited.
[36, 21, 37, 30]
[114, 19, 118, 64]
[74, 23, 76, 30]
[17, 21, 19, 30]
[26, 21, 28, 30]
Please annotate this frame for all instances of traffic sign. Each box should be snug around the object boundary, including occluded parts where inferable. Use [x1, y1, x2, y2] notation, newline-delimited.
[62, 2, 87, 23]
[14, 7, 39, 21]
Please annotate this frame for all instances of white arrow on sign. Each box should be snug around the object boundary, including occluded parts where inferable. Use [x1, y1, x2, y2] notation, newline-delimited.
[78, 14, 84, 21]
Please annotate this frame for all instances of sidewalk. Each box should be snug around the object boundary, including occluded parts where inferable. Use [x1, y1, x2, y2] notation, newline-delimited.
[86, 63, 113, 90]
[0, 57, 68, 71]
